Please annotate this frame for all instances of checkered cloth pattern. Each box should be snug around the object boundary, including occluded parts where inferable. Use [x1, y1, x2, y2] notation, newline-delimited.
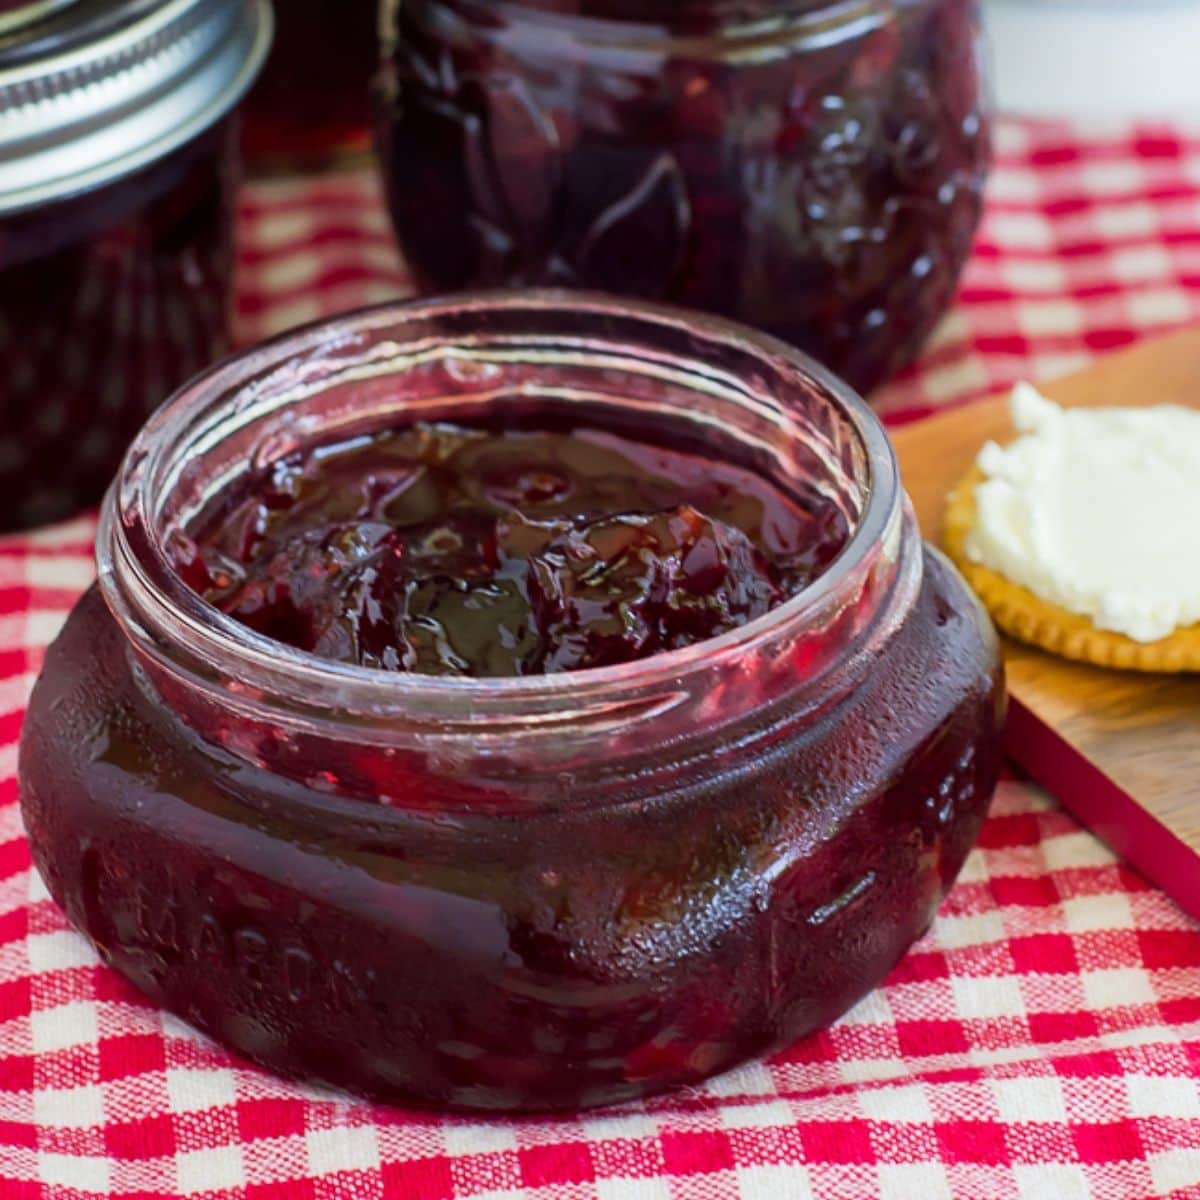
[4, 118, 1200, 1199]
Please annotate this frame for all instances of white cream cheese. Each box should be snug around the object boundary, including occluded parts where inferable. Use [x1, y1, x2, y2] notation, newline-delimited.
[964, 382, 1200, 643]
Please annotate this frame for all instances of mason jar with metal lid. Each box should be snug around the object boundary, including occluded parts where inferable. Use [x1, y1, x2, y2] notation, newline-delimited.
[0, 0, 272, 532]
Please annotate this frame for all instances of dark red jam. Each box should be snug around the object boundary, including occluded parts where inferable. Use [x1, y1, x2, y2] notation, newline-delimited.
[18, 299, 1005, 1112]
[176, 422, 849, 675]
[377, 0, 990, 393]
[242, 0, 376, 162]
[0, 123, 235, 532]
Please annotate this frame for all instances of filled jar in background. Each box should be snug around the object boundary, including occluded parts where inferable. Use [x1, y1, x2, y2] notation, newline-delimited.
[242, 0, 379, 164]
[0, 0, 271, 532]
[20, 293, 1004, 1111]
[376, 0, 991, 395]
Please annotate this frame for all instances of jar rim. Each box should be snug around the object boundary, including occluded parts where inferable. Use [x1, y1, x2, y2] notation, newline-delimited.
[98, 290, 905, 734]
[389, 0, 882, 53]
[436, 0, 854, 23]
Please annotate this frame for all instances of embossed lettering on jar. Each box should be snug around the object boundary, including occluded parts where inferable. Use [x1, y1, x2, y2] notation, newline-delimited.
[378, 0, 991, 393]
[19, 295, 1005, 1112]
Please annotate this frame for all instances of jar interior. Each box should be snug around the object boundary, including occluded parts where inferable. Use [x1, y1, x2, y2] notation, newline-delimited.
[152, 302, 872, 563]
[106, 295, 906, 763]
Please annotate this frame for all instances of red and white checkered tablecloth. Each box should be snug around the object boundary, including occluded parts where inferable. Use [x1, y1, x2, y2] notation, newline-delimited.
[4, 119, 1200, 1200]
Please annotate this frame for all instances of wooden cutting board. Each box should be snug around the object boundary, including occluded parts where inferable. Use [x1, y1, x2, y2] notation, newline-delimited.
[890, 327, 1200, 921]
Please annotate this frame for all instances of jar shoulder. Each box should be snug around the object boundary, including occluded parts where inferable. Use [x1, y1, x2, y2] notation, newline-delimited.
[20, 547, 1002, 848]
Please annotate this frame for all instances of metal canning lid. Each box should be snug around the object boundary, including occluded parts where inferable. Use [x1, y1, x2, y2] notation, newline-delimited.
[0, 1, 78, 38]
[0, 0, 273, 215]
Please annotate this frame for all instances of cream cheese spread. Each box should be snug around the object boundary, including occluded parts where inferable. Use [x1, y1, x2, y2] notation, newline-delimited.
[964, 382, 1200, 643]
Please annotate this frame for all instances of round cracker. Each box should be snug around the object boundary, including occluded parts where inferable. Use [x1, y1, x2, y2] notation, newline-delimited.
[942, 463, 1200, 673]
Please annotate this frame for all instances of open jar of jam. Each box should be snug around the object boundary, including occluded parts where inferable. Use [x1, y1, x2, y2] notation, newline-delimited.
[0, 0, 271, 532]
[20, 292, 1004, 1111]
[377, 0, 990, 394]
[242, 0, 379, 164]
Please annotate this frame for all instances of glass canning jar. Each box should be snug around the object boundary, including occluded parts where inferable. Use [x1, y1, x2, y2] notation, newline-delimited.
[242, 0, 378, 164]
[376, 0, 991, 396]
[0, 0, 271, 531]
[19, 292, 1004, 1112]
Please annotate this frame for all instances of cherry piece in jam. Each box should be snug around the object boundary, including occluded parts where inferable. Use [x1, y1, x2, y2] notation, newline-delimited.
[178, 422, 848, 676]
[527, 507, 782, 673]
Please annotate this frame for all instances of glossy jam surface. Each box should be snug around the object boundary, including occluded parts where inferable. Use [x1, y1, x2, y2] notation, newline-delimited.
[176, 423, 848, 675]
[0, 123, 235, 531]
[242, 0, 376, 161]
[378, 0, 989, 393]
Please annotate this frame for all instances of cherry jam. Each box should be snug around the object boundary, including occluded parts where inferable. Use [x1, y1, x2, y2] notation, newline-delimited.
[242, 0, 377, 162]
[0, 123, 236, 532]
[19, 296, 1004, 1112]
[377, 0, 990, 393]
[177, 422, 849, 676]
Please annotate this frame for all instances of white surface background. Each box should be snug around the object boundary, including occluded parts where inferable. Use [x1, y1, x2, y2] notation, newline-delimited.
[983, 0, 1200, 121]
